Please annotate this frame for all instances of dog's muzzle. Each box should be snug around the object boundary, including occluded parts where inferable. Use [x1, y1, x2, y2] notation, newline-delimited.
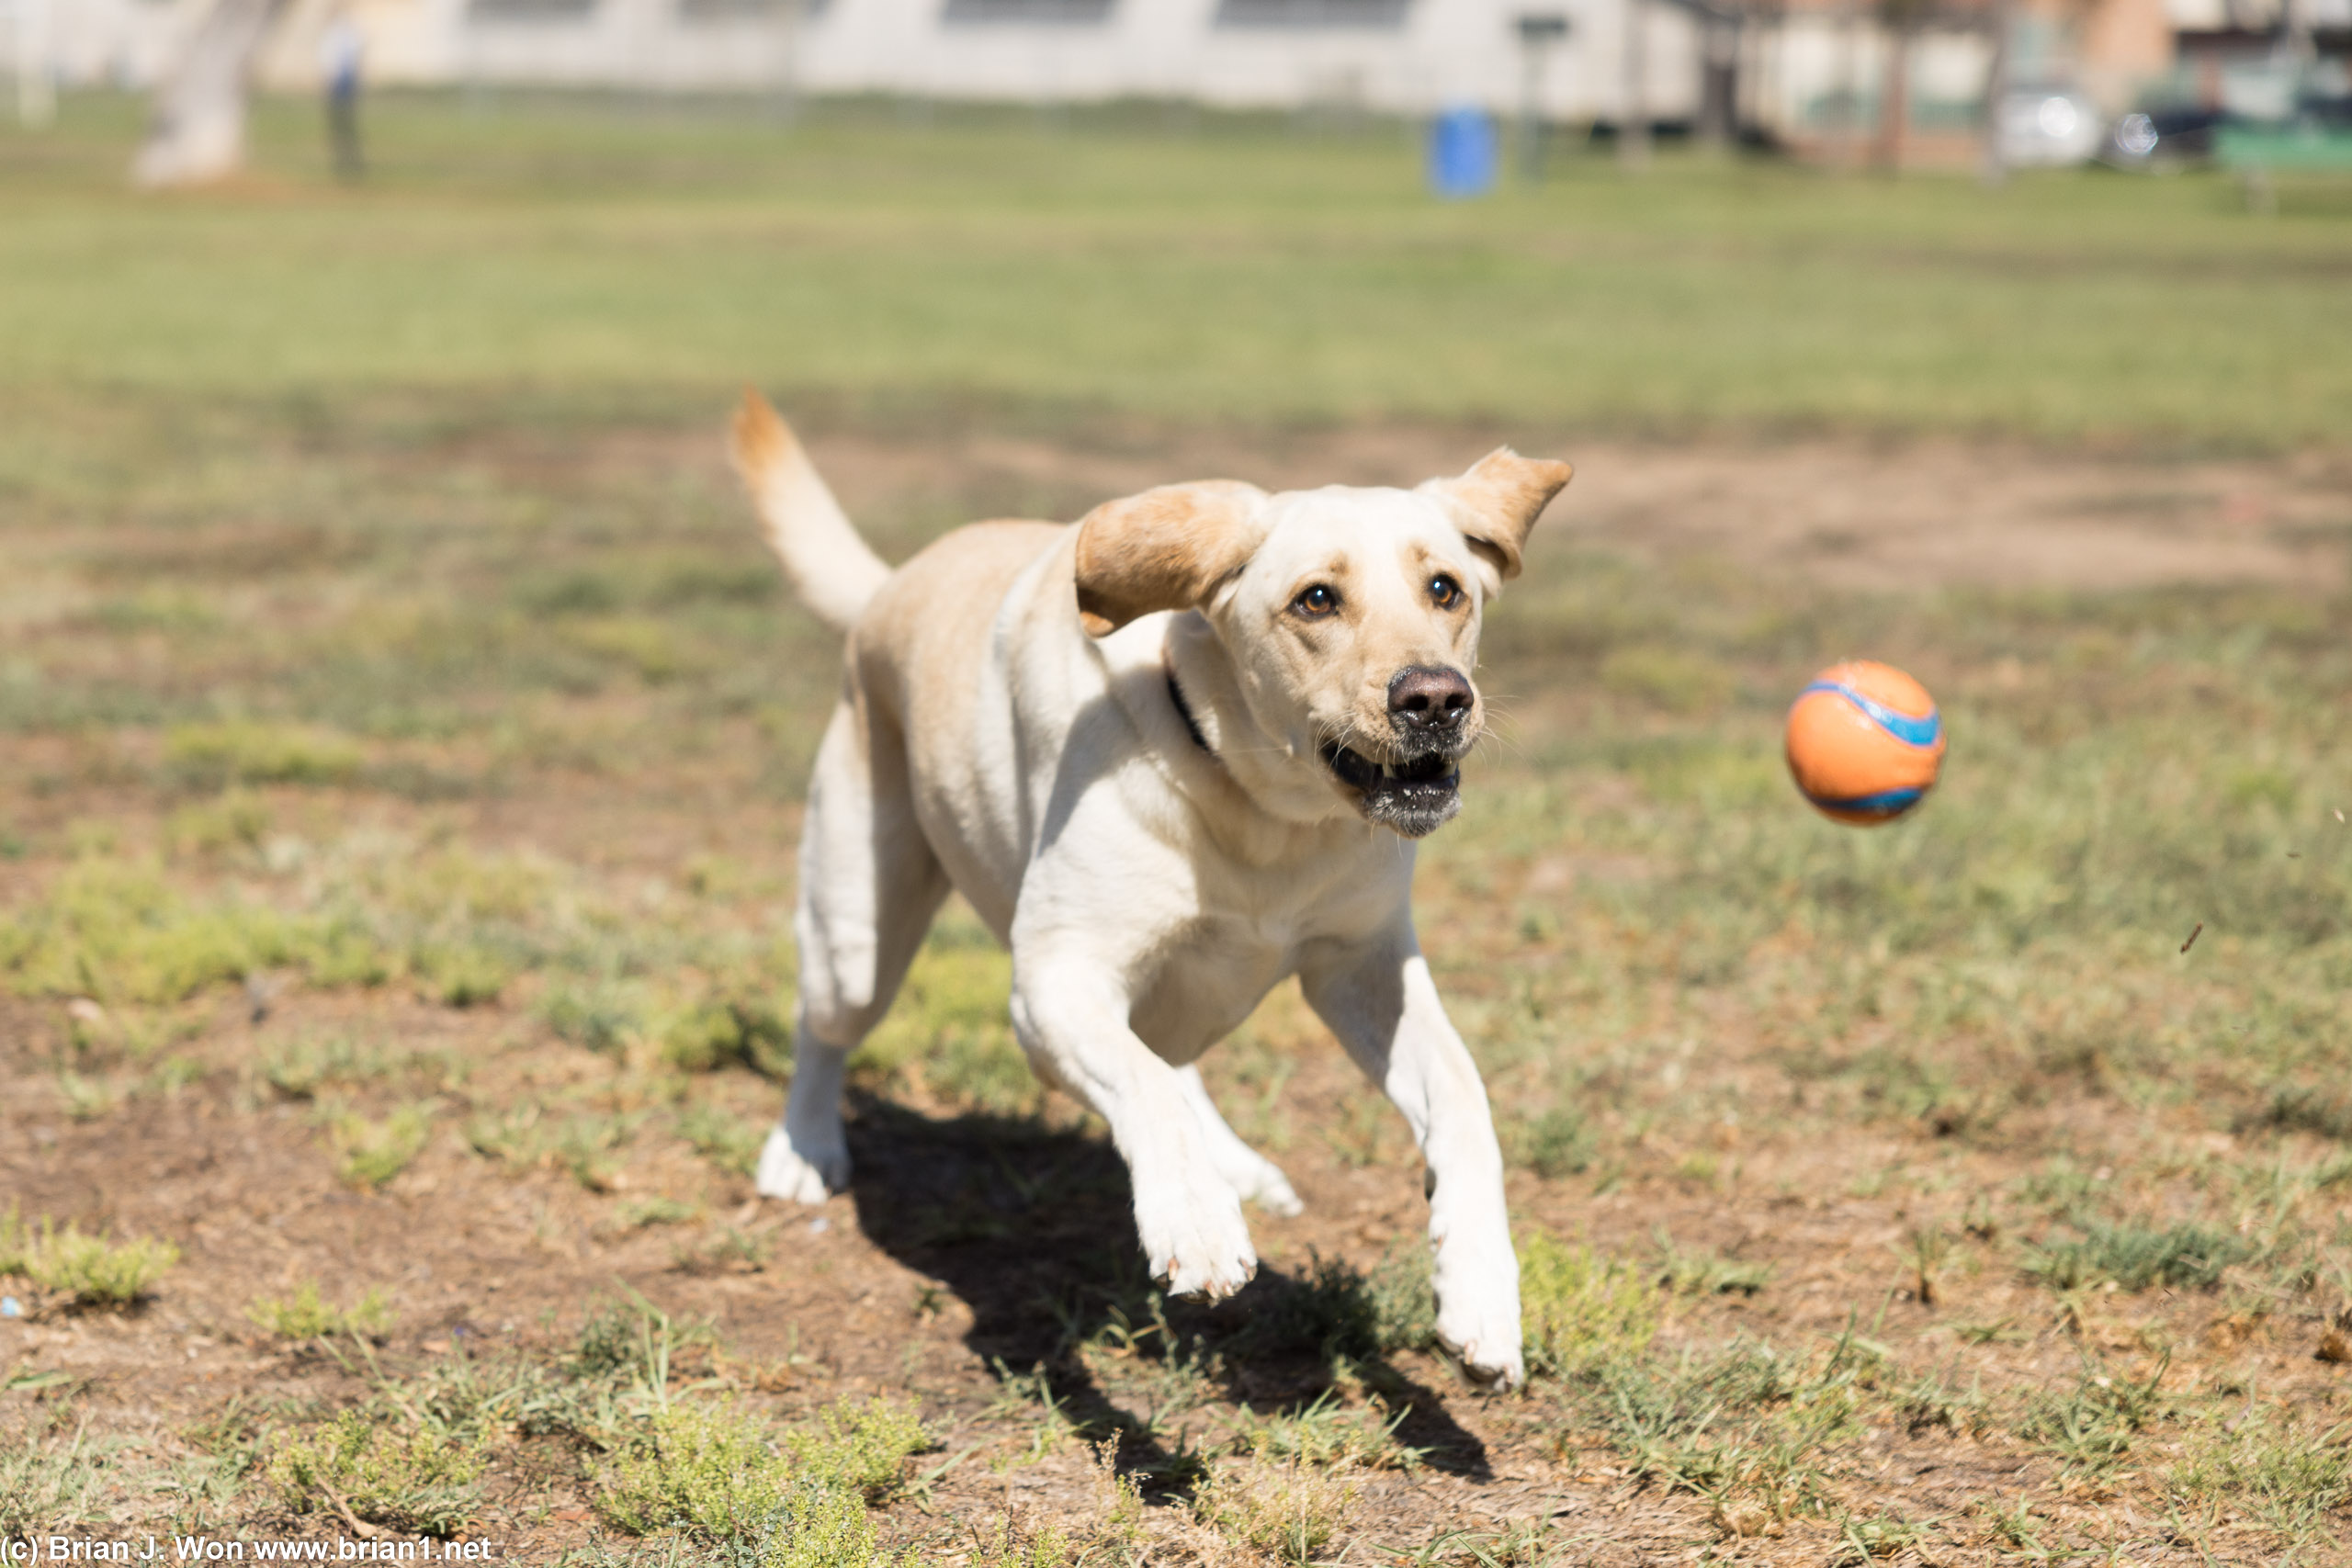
[1320, 666, 1476, 839]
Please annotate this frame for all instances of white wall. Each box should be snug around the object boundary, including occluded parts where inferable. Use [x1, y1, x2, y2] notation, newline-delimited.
[1754, 13, 1994, 139]
[8, 0, 211, 87]
[39, 0, 1704, 119]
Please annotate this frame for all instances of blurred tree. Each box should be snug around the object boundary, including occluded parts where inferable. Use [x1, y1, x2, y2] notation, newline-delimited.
[1872, 0, 1931, 168]
[133, 0, 289, 187]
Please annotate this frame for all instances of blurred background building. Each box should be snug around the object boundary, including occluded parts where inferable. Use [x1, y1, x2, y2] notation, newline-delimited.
[7, 0, 2348, 149]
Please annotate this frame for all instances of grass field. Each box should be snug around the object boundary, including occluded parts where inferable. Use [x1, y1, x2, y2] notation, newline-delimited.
[5, 91, 2352, 445]
[3, 93, 2351, 1567]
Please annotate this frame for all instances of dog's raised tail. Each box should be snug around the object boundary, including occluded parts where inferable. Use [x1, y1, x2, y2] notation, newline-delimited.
[729, 389, 891, 636]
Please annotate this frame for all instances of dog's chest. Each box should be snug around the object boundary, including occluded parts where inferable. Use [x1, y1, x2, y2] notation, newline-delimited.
[1125, 860, 1390, 1062]
[1096, 807, 1409, 1060]
[1125, 919, 1301, 1065]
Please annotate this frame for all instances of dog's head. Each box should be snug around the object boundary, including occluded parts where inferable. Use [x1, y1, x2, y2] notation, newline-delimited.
[1073, 450, 1572, 838]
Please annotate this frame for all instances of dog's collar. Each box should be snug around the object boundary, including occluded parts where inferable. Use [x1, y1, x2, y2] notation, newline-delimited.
[1165, 670, 1213, 757]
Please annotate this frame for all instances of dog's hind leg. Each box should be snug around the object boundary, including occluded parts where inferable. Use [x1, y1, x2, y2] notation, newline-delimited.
[758, 695, 947, 1204]
[1173, 1065, 1303, 1216]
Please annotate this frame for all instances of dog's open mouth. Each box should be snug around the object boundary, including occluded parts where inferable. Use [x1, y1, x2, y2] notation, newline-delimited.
[1320, 740, 1463, 839]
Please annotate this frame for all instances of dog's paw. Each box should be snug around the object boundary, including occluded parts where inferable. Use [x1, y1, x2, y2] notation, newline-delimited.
[1230, 1158, 1305, 1218]
[754, 1125, 848, 1205]
[1137, 1184, 1258, 1301]
[1435, 1315, 1526, 1392]
[1434, 1258, 1526, 1390]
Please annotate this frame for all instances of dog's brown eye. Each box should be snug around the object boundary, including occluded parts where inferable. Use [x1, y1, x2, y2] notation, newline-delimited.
[1429, 574, 1464, 609]
[1292, 585, 1340, 618]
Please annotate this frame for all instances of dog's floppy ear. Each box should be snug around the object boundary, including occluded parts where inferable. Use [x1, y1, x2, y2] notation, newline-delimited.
[1419, 448, 1574, 592]
[1072, 480, 1270, 637]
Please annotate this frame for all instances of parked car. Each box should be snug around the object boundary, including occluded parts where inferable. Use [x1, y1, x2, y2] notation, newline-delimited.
[2102, 107, 2236, 169]
[2103, 89, 2352, 171]
[2299, 90, 2352, 130]
[1997, 84, 2107, 166]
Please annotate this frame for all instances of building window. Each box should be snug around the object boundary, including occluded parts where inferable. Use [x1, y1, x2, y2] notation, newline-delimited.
[940, 0, 1117, 25]
[468, 0, 598, 20]
[677, 0, 831, 19]
[1213, 0, 1411, 28]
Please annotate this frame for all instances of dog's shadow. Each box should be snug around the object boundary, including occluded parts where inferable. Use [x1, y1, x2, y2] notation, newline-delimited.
[842, 1092, 1490, 1490]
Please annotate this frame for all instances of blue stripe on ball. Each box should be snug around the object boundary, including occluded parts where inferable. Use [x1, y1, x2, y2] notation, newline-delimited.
[1801, 681, 1941, 749]
[1810, 785, 1926, 817]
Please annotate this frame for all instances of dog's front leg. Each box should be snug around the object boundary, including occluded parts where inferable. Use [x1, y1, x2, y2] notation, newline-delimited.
[1302, 929, 1523, 1388]
[1010, 956, 1258, 1300]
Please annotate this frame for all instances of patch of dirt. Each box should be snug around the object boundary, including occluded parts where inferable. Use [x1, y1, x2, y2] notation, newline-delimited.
[767, 420, 2352, 593]
[376, 401, 2351, 595]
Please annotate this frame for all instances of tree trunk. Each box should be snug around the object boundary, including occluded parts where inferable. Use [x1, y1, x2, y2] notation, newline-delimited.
[1872, 21, 1911, 171]
[133, 0, 289, 188]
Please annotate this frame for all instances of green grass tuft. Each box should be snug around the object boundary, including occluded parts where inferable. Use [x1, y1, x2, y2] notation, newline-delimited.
[413, 940, 515, 1008]
[661, 994, 789, 1075]
[0, 1406, 116, 1534]
[466, 1103, 637, 1191]
[781, 1396, 933, 1501]
[597, 1393, 928, 1540]
[246, 1279, 397, 1340]
[1229, 1389, 1425, 1472]
[1832, 1510, 1928, 1564]
[741, 1482, 905, 1568]
[1520, 1234, 1662, 1380]
[2021, 1221, 2253, 1292]
[2165, 1402, 2352, 1545]
[2252, 1084, 2352, 1143]
[1507, 1106, 1597, 1179]
[164, 720, 362, 788]
[597, 1399, 791, 1538]
[0, 854, 304, 1004]
[1571, 1324, 1893, 1526]
[973, 1517, 1074, 1568]
[1652, 1230, 1776, 1297]
[677, 1102, 765, 1178]
[0, 1206, 180, 1308]
[269, 1413, 486, 1537]
[333, 1104, 435, 1190]
[540, 976, 648, 1055]
[1194, 1460, 1357, 1566]
[2015, 1356, 2170, 1475]
[164, 789, 273, 856]
[261, 1035, 377, 1100]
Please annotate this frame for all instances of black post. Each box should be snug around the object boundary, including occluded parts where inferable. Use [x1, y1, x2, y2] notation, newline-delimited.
[320, 9, 364, 183]
[1978, 0, 2008, 186]
[1700, 17, 1741, 147]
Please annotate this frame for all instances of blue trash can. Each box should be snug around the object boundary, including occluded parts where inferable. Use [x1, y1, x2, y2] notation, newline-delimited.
[1428, 107, 1498, 199]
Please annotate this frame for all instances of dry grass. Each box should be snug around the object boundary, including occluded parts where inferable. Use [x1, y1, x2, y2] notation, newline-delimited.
[1, 398, 2347, 1560]
[0, 103, 2348, 1561]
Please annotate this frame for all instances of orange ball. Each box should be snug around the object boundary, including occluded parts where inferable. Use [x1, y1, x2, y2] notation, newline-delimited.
[1784, 661, 1945, 826]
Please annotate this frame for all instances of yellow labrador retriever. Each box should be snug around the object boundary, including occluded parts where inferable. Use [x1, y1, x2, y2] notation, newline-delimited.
[730, 393, 1570, 1387]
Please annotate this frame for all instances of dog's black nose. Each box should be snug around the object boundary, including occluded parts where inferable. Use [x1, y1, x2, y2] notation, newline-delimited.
[1387, 666, 1474, 730]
